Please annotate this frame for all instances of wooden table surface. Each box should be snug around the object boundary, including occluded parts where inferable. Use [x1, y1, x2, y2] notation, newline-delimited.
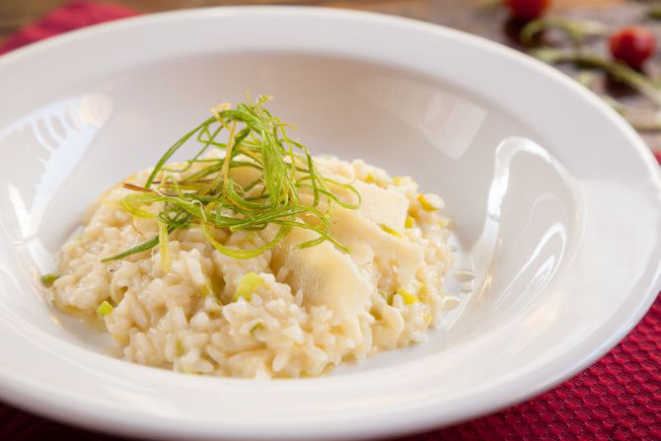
[0, 1, 659, 440]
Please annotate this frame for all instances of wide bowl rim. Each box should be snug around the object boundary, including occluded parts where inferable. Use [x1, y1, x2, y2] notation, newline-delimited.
[0, 6, 659, 440]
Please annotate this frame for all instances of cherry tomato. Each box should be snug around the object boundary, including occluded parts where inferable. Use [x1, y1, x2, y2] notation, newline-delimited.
[654, 149, 661, 165]
[504, 0, 551, 22]
[609, 27, 656, 69]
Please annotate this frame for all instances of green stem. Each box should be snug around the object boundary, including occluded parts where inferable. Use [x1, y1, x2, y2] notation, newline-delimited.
[532, 48, 661, 106]
[521, 16, 608, 47]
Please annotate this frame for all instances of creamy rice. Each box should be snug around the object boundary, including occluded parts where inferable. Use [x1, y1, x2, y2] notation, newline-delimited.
[48, 156, 455, 378]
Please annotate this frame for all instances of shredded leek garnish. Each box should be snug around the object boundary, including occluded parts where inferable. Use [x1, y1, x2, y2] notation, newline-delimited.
[97, 300, 114, 317]
[102, 96, 360, 263]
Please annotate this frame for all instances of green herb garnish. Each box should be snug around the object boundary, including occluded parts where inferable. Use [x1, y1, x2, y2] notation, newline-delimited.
[102, 95, 360, 263]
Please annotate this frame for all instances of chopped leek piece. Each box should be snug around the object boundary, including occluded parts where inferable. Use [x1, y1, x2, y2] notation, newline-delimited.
[250, 322, 264, 336]
[233, 272, 263, 302]
[378, 290, 393, 304]
[175, 339, 185, 356]
[405, 216, 415, 229]
[438, 216, 453, 228]
[40, 273, 59, 287]
[379, 224, 402, 238]
[418, 283, 428, 302]
[199, 281, 213, 297]
[206, 298, 223, 313]
[418, 194, 438, 212]
[97, 300, 114, 317]
[396, 288, 418, 305]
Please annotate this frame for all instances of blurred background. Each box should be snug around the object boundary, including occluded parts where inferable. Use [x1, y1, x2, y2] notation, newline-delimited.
[2, 0, 661, 153]
[0, 1, 648, 41]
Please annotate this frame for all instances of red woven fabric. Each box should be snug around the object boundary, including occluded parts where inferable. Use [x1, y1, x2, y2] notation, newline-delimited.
[0, 0, 134, 55]
[1, 2, 660, 440]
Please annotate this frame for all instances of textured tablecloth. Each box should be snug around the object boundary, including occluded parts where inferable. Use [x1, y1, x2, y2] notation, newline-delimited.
[1, 2, 659, 440]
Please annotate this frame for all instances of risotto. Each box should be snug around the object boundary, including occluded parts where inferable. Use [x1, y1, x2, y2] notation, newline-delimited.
[45, 98, 457, 378]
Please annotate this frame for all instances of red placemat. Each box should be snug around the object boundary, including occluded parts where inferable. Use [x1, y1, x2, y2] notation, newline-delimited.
[0, 2, 660, 440]
[0, 0, 135, 55]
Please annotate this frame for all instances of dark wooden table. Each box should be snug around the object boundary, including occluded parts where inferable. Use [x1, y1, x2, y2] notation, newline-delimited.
[0, 0, 659, 440]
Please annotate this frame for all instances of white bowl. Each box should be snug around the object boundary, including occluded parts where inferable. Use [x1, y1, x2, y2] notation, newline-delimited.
[0, 6, 660, 441]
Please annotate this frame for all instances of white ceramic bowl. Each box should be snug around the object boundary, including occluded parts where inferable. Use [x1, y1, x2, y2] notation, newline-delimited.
[0, 7, 660, 441]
